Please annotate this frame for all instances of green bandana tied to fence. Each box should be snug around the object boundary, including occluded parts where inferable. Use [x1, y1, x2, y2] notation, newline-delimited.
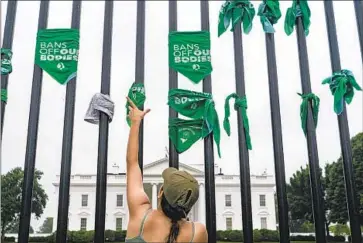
[168, 88, 221, 157]
[218, 0, 256, 37]
[223, 93, 252, 150]
[126, 83, 146, 126]
[1, 89, 7, 103]
[284, 0, 311, 36]
[169, 118, 210, 154]
[169, 31, 212, 84]
[297, 93, 320, 136]
[35, 28, 80, 85]
[322, 69, 362, 115]
[257, 0, 282, 33]
[1, 48, 13, 75]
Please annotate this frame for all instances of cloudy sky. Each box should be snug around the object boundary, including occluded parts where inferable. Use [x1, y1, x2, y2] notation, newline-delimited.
[1, 0, 362, 230]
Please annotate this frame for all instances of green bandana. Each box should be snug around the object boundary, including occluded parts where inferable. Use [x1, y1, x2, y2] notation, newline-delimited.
[169, 31, 212, 84]
[218, 0, 256, 37]
[168, 88, 221, 157]
[257, 0, 282, 33]
[1, 89, 7, 103]
[1, 48, 13, 75]
[223, 93, 252, 150]
[35, 28, 80, 85]
[298, 93, 320, 136]
[126, 83, 146, 126]
[322, 69, 362, 115]
[284, 0, 311, 36]
[169, 118, 210, 154]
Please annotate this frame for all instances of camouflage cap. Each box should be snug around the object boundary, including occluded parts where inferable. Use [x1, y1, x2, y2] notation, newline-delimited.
[162, 167, 199, 211]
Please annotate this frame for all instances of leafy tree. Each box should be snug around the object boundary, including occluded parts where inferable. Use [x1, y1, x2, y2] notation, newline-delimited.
[1, 167, 48, 241]
[325, 132, 363, 225]
[6, 219, 34, 233]
[38, 217, 53, 233]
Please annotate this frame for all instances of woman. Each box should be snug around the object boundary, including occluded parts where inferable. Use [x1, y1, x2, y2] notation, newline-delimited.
[125, 97, 208, 243]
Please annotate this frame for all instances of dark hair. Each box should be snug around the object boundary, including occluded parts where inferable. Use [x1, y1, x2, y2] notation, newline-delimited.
[160, 194, 190, 243]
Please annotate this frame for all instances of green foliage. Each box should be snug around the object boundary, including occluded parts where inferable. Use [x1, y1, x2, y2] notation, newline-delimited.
[325, 132, 363, 225]
[329, 224, 350, 236]
[1, 167, 48, 240]
[5, 219, 34, 234]
[38, 217, 53, 233]
[287, 165, 324, 222]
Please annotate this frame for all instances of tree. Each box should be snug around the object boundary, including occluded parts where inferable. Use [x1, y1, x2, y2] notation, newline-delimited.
[1, 167, 48, 241]
[287, 165, 328, 234]
[38, 217, 53, 233]
[325, 132, 363, 225]
[6, 219, 34, 234]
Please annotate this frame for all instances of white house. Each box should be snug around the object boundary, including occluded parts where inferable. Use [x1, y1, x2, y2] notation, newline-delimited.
[52, 157, 276, 232]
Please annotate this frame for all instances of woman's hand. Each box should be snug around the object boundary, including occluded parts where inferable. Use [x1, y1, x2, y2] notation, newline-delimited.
[126, 96, 151, 124]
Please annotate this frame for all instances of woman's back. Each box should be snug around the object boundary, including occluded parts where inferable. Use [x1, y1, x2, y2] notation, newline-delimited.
[126, 209, 206, 243]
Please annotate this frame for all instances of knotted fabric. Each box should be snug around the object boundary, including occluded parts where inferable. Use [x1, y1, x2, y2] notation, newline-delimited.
[1, 89, 7, 103]
[126, 82, 145, 126]
[322, 69, 362, 115]
[218, 0, 256, 37]
[168, 88, 221, 158]
[284, 0, 311, 36]
[257, 0, 282, 33]
[84, 93, 114, 124]
[1, 48, 13, 75]
[169, 118, 210, 154]
[223, 93, 252, 150]
[298, 93, 320, 136]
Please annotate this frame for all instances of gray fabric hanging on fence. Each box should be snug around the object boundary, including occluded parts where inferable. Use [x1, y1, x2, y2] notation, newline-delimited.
[84, 93, 114, 124]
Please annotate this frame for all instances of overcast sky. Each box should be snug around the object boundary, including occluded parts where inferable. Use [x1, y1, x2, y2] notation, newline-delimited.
[1, 1, 362, 230]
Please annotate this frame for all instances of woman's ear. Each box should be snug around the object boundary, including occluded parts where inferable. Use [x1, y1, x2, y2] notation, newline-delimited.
[158, 186, 163, 199]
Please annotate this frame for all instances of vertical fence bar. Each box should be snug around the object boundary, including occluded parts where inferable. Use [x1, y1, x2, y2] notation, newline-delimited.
[94, 1, 113, 242]
[135, 0, 146, 174]
[264, 34, 290, 242]
[55, 1, 81, 242]
[354, 0, 363, 63]
[324, 2, 363, 241]
[295, 16, 327, 243]
[1, 0, 18, 137]
[200, 1, 216, 242]
[18, 1, 49, 242]
[168, 0, 179, 169]
[232, 22, 254, 243]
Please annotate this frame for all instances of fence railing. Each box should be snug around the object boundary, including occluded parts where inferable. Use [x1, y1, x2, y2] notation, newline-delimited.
[1, 1, 362, 243]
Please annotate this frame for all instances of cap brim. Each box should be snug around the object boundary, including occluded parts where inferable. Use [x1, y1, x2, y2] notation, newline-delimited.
[162, 167, 178, 180]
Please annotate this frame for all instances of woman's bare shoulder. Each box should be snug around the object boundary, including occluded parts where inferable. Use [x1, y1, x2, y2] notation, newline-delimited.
[192, 222, 208, 243]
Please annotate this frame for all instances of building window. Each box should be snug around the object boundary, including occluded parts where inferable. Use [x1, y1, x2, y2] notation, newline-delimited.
[225, 194, 231, 207]
[226, 217, 232, 230]
[116, 194, 123, 207]
[259, 195, 266, 207]
[116, 218, 122, 231]
[81, 194, 88, 207]
[80, 218, 87, 231]
[261, 217, 267, 229]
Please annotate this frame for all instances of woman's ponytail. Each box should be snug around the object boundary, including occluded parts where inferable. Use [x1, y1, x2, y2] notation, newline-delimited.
[160, 195, 188, 243]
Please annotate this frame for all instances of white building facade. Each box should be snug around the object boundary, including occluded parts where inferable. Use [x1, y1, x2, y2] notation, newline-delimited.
[52, 158, 276, 232]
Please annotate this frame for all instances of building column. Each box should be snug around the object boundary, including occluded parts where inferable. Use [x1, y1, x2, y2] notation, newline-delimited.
[198, 183, 205, 224]
[152, 183, 158, 209]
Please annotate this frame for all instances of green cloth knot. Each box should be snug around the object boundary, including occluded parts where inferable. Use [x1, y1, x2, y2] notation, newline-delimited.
[223, 93, 252, 150]
[1, 89, 7, 103]
[297, 92, 320, 136]
[1, 48, 13, 75]
[322, 69, 362, 115]
[218, 0, 256, 37]
[284, 0, 311, 36]
[126, 82, 146, 126]
[257, 0, 282, 33]
[168, 88, 221, 158]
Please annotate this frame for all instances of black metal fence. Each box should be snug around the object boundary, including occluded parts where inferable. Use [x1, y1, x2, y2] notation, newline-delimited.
[1, 1, 362, 243]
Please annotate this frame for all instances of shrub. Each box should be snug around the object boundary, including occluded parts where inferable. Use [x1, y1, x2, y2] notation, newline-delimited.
[228, 230, 243, 242]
